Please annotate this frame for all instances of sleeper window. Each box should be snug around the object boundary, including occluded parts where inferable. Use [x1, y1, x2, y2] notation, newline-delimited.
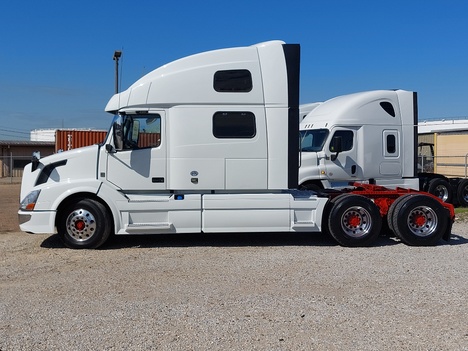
[213, 70, 253, 92]
[213, 112, 256, 138]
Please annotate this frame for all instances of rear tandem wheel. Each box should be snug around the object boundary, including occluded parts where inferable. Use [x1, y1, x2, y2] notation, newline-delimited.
[426, 178, 452, 203]
[327, 194, 382, 247]
[456, 179, 468, 207]
[389, 194, 448, 246]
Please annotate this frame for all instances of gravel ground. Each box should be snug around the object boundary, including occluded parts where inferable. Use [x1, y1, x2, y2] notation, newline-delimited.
[1, 183, 467, 350]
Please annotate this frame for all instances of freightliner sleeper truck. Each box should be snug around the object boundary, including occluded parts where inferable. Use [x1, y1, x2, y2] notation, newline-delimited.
[298, 90, 468, 206]
[18, 41, 454, 249]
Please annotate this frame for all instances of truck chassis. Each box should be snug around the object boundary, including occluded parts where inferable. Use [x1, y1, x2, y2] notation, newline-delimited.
[48, 183, 454, 249]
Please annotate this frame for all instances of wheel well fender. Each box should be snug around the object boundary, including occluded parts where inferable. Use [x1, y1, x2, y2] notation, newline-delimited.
[418, 172, 449, 190]
[299, 180, 324, 190]
[55, 192, 114, 233]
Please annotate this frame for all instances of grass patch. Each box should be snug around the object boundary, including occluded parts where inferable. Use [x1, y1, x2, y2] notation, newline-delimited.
[455, 207, 468, 221]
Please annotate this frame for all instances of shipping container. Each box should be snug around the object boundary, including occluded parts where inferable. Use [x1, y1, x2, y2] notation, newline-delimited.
[55, 130, 107, 152]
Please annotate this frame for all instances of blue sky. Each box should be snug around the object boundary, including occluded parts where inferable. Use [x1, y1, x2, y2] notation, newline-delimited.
[1, 0, 467, 140]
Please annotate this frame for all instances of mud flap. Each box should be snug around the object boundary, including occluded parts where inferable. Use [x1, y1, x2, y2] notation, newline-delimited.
[442, 210, 455, 241]
[443, 214, 453, 241]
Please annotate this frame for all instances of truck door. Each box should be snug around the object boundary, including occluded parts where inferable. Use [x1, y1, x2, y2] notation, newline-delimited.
[106, 112, 167, 191]
[325, 129, 359, 181]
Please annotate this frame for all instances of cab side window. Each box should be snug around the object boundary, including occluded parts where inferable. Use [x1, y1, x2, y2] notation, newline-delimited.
[138, 115, 161, 148]
[122, 115, 161, 149]
[330, 130, 353, 152]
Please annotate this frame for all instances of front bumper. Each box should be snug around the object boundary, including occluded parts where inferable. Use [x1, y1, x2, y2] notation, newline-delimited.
[18, 210, 56, 234]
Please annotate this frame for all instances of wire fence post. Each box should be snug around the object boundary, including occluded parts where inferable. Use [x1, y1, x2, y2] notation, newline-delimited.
[9, 152, 13, 183]
[465, 153, 468, 178]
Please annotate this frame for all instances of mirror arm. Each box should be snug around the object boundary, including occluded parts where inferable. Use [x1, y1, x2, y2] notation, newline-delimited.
[105, 144, 116, 154]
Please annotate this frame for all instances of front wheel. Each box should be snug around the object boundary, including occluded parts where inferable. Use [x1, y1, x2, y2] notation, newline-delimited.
[327, 194, 382, 247]
[390, 194, 448, 246]
[57, 198, 112, 249]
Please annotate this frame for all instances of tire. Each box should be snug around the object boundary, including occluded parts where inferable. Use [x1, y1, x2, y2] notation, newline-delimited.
[57, 198, 112, 249]
[456, 179, 468, 207]
[327, 194, 382, 247]
[386, 194, 413, 236]
[427, 178, 452, 203]
[390, 194, 448, 246]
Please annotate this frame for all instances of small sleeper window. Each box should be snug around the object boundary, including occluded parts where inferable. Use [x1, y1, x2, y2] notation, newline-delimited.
[214, 70, 252, 92]
[380, 102, 396, 117]
[213, 112, 256, 138]
[387, 134, 396, 154]
[383, 130, 399, 157]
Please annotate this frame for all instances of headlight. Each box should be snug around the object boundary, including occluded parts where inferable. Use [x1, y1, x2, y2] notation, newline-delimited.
[19, 190, 41, 211]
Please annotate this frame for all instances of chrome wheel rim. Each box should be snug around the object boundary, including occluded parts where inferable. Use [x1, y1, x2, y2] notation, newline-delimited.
[340, 206, 372, 238]
[434, 185, 449, 202]
[462, 185, 468, 203]
[407, 206, 438, 237]
[65, 209, 97, 242]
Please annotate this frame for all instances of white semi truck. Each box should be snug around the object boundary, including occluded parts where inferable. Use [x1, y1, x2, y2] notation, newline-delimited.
[18, 41, 454, 249]
[298, 90, 468, 206]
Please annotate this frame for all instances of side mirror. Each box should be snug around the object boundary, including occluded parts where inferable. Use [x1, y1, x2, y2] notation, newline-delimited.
[31, 151, 41, 172]
[105, 144, 116, 153]
[113, 116, 124, 151]
[330, 136, 342, 161]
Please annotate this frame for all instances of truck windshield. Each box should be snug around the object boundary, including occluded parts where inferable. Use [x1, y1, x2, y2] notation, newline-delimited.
[300, 129, 329, 152]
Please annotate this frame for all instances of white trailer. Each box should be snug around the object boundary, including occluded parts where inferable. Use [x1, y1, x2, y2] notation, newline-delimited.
[19, 41, 454, 248]
[298, 90, 468, 205]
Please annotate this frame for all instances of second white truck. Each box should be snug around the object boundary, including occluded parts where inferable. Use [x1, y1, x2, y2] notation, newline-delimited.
[299, 89, 468, 206]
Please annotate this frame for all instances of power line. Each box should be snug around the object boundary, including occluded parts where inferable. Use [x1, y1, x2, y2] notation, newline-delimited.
[0, 128, 30, 140]
[0, 128, 30, 135]
[0, 133, 30, 140]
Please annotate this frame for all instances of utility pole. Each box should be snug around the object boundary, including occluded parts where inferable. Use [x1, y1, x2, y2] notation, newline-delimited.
[113, 50, 122, 94]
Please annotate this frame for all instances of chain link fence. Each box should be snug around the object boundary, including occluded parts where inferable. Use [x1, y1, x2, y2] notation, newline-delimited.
[0, 155, 31, 182]
[418, 154, 468, 178]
